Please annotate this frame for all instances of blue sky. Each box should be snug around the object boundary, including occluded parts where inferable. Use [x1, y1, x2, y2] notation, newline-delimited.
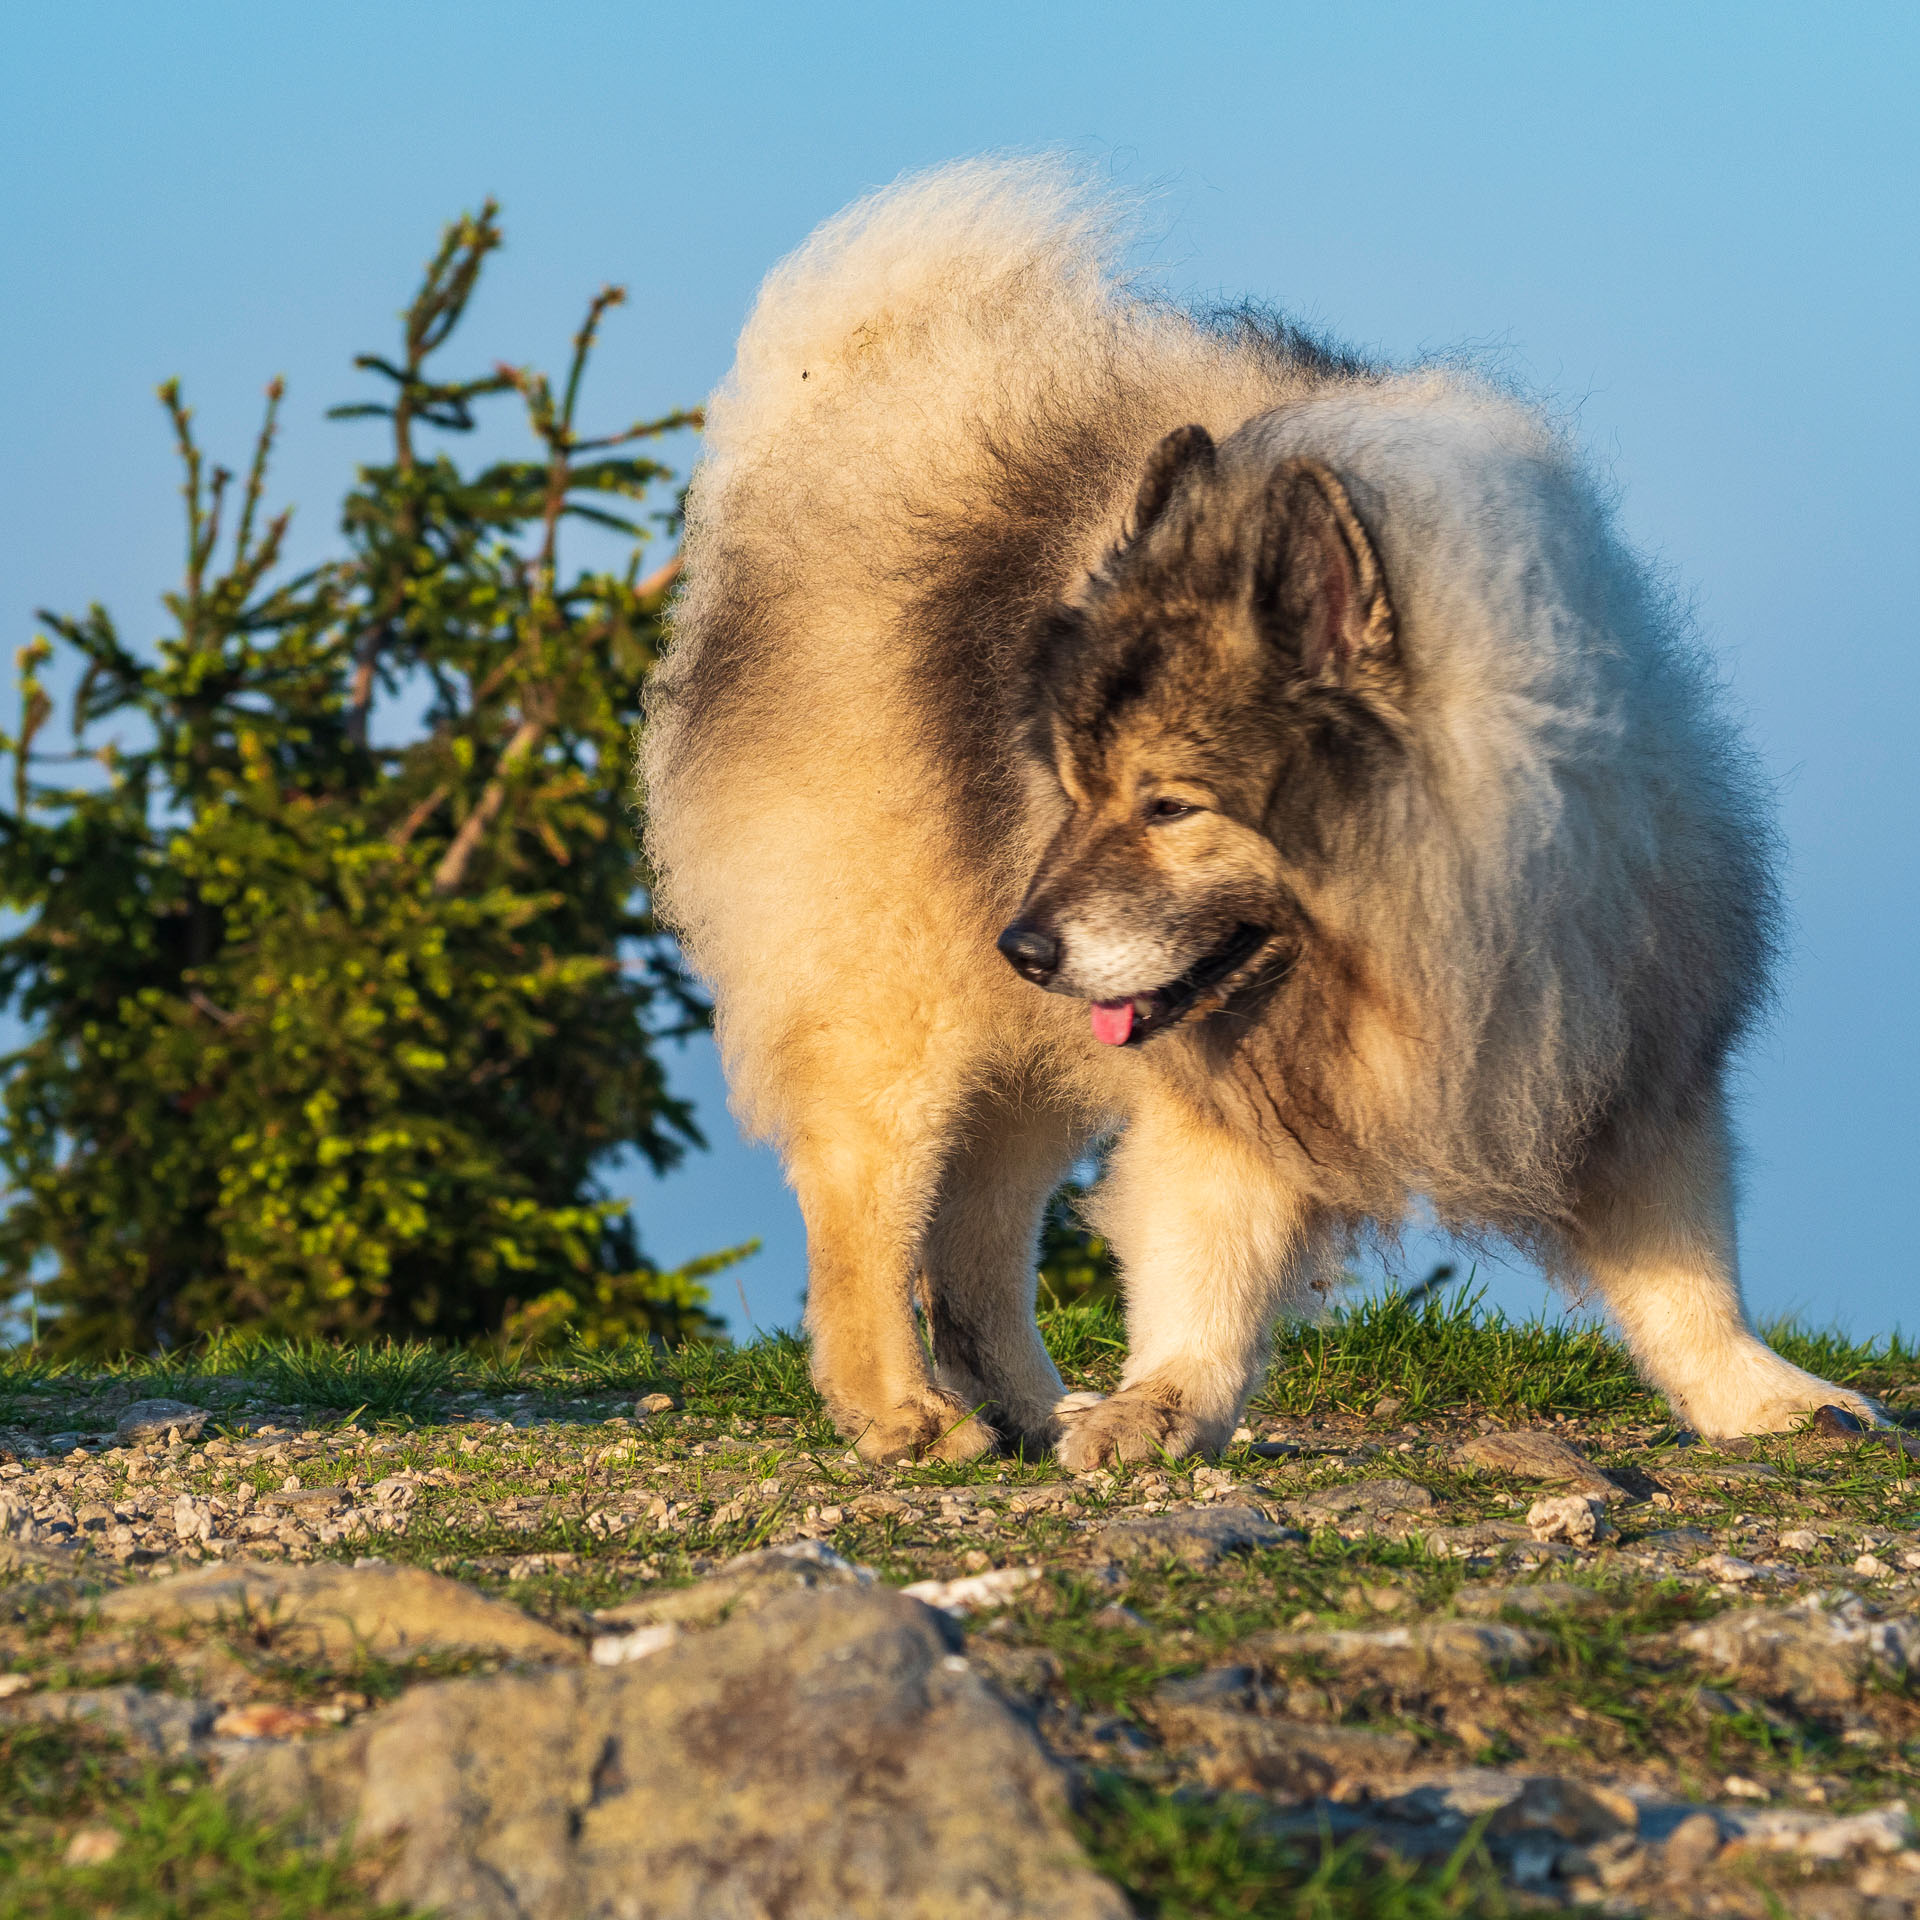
[4, 4, 1916, 1337]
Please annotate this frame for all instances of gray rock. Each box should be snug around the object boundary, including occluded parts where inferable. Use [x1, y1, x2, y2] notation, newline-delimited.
[5, 1685, 219, 1758]
[1149, 1682, 1419, 1798]
[1485, 1773, 1639, 1842]
[1718, 1798, 1915, 1860]
[1248, 1619, 1548, 1681]
[259, 1488, 349, 1520]
[1632, 1526, 1715, 1553]
[1454, 1430, 1622, 1499]
[1298, 1476, 1436, 1526]
[1658, 1809, 1725, 1874]
[1454, 1581, 1617, 1619]
[1152, 1665, 1259, 1711]
[95, 1558, 581, 1665]
[1420, 1520, 1535, 1558]
[231, 1586, 1129, 1920]
[1671, 1597, 1920, 1706]
[1097, 1506, 1302, 1568]
[114, 1399, 211, 1444]
[1377, 1767, 1553, 1826]
[1659, 1459, 1783, 1487]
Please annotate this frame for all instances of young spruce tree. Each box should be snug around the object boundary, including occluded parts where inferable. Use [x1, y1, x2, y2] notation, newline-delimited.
[0, 205, 739, 1355]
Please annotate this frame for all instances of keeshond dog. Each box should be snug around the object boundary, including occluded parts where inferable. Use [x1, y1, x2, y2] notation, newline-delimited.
[644, 157, 1881, 1467]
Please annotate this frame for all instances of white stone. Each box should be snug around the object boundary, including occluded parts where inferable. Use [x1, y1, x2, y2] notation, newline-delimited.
[591, 1624, 680, 1666]
[171, 1494, 214, 1543]
[1526, 1494, 1607, 1546]
[901, 1565, 1042, 1616]
[1728, 1799, 1915, 1860]
[63, 1825, 123, 1867]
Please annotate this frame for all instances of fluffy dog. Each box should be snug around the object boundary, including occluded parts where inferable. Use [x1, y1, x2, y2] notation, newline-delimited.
[644, 156, 1879, 1466]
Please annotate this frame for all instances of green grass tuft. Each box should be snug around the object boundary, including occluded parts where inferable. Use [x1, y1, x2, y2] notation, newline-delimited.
[660, 1329, 820, 1421]
[241, 1338, 462, 1416]
[1259, 1286, 1646, 1422]
[1075, 1775, 1511, 1919]
[0, 1725, 412, 1920]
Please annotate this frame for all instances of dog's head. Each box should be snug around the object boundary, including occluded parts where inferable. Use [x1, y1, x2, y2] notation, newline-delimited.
[998, 426, 1405, 1047]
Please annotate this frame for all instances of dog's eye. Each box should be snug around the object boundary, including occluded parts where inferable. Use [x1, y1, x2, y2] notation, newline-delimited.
[1146, 797, 1198, 824]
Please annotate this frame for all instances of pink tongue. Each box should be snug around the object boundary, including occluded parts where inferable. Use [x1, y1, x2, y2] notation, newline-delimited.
[1090, 999, 1135, 1046]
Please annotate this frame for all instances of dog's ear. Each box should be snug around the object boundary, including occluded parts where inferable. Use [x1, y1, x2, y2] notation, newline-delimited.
[1254, 459, 1397, 693]
[1130, 425, 1216, 539]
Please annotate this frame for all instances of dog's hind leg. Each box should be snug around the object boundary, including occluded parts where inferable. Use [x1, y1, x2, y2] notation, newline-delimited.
[1562, 1088, 1883, 1438]
[1054, 1092, 1329, 1470]
[916, 1087, 1085, 1456]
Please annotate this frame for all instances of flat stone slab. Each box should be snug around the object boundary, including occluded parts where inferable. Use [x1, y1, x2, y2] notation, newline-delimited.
[231, 1585, 1129, 1920]
[1454, 1429, 1622, 1498]
[1149, 1672, 1420, 1798]
[1454, 1581, 1618, 1619]
[1248, 1619, 1548, 1680]
[94, 1558, 581, 1665]
[113, 1400, 211, 1445]
[1668, 1596, 1920, 1706]
[1297, 1476, 1437, 1526]
[1097, 1506, 1302, 1567]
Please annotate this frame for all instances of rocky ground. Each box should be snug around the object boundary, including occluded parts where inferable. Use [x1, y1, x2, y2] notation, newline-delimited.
[3, 1306, 1919, 1918]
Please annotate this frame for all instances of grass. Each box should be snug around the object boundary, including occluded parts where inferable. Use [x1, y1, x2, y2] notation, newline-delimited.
[1075, 1776, 1511, 1919]
[7, 1287, 1916, 1435]
[1260, 1287, 1645, 1423]
[236, 1338, 464, 1418]
[1767, 1321, 1920, 1396]
[0, 1725, 407, 1920]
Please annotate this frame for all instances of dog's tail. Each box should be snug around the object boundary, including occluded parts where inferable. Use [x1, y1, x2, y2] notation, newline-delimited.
[697, 154, 1143, 512]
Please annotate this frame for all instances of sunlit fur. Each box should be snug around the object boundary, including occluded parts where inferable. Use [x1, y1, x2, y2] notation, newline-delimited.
[643, 156, 1880, 1465]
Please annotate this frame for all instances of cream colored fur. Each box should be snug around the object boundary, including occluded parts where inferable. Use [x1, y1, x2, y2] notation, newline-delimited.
[643, 156, 1879, 1463]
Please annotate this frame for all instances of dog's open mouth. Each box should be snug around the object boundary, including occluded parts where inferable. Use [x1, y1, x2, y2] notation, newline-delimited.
[1089, 923, 1272, 1046]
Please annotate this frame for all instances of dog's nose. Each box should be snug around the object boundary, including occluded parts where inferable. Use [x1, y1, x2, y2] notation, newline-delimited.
[997, 921, 1061, 984]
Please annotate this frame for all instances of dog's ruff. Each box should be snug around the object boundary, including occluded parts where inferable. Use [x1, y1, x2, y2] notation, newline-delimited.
[643, 155, 1877, 1463]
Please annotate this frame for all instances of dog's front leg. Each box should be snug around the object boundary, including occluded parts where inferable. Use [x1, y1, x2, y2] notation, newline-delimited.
[789, 1106, 1000, 1469]
[1054, 1096, 1322, 1470]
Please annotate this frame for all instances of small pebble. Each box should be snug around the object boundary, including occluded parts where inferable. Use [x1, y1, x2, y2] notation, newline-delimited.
[63, 1825, 122, 1867]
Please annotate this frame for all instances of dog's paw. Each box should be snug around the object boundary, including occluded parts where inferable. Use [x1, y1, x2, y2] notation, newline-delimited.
[846, 1392, 997, 1467]
[1762, 1385, 1888, 1436]
[1053, 1386, 1210, 1472]
[1686, 1367, 1886, 1440]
